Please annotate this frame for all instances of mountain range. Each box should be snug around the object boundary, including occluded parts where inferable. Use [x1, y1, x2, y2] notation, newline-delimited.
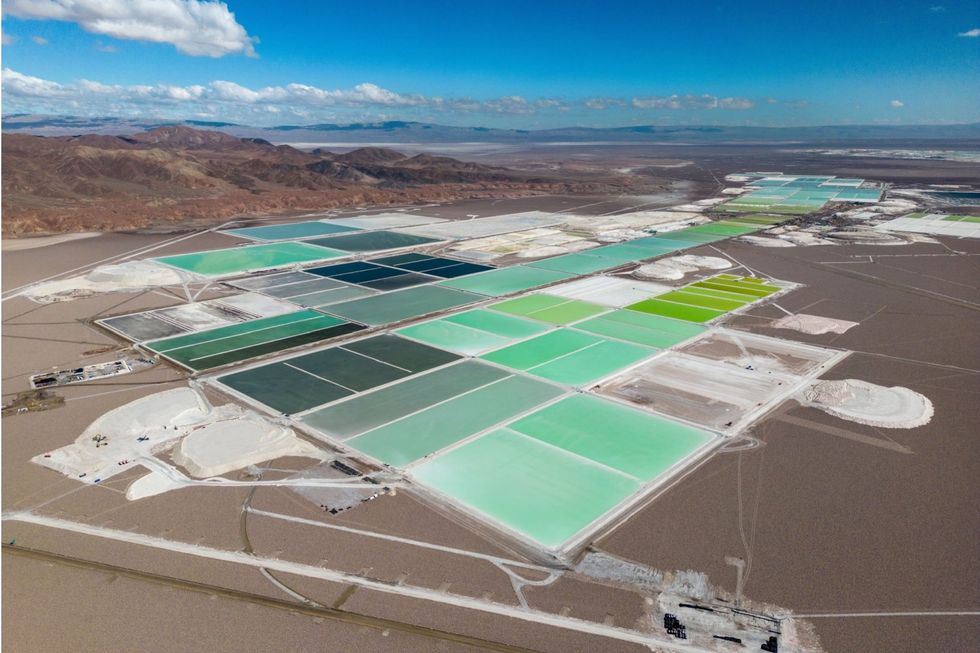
[0, 125, 629, 236]
[4, 114, 980, 144]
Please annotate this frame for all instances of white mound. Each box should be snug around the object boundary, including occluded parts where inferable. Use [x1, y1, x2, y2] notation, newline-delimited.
[827, 230, 906, 245]
[33, 386, 321, 491]
[798, 379, 933, 428]
[516, 245, 574, 258]
[739, 235, 796, 248]
[779, 231, 835, 246]
[126, 469, 182, 500]
[33, 387, 213, 481]
[773, 313, 859, 335]
[634, 255, 732, 280]
[173, 418, 321, 478]
[23, 260, 190, 303]
[562, 239, 602, 252]
[594, 228, 650, 242]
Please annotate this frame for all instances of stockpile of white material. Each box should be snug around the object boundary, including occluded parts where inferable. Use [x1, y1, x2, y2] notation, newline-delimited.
[738, 235, 796, 248]
[772, 314, 858, 335]
[448, 228, 595, 261]
[593, 228, 652, 243]
[34, 387, 213, 481]
[798, 379, 933, 428]
[514, 242, 598, 259]
[563, 210, 706, 235]
[215, 292, 295, 317]
[34, 386, 322, 486]
[633, 255, 732, 281]
[174, 418, 320, 478]
[23, 260, 190, 303]
[838, 198, 919, 218]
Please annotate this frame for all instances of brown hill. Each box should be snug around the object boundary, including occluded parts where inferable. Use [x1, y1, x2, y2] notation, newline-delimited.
[1, 126, 631, 236]
[332, 147, 407, 165]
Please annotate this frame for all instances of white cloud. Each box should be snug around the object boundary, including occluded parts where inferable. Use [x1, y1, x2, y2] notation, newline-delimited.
[3, 0, 257, 57]
[2, 68, 68, 97]
[1, 69, 781, 125]
[958, 28, 980, 37]
[481, 96, 533, 114]
[93, 40, 117, 53]
[890, 99, 905, 108]
[583, 97, 624, 110]
[0, 69, 575, 121]
[631, 94, 755, 110]
[534, 98, 568, 110]
[2, 31, 17, 45]
[30, 35, 48, 45]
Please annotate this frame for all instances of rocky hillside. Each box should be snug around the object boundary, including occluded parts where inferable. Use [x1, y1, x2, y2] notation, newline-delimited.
[2, 126, 626, 236]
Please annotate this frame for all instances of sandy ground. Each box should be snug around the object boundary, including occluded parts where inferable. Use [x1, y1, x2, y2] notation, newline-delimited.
[1, 231, 101, 252]
[3, 191, 978, 652]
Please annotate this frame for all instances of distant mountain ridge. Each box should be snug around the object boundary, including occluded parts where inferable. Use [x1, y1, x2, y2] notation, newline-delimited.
[1, 125, 624, 236]
[4, 114, 980, 144]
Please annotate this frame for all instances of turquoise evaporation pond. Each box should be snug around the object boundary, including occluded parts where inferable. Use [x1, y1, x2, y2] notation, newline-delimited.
[395, 308, 549, 355]
[343, 373, 565, 467]
[155, 242, 346, 277]
[412, 394, 715, 549]
[225, 221, 360, 241]
[322, 285, 482, 325]
[438, 266, 576, 297]
[480, 328, 655, 386]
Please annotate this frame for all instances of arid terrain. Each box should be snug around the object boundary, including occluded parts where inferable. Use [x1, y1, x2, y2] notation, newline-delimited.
[1, 126, 655, 236]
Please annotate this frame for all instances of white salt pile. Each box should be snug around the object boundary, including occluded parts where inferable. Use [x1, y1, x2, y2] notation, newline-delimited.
[634, 255, 732, 281]
[34, 387, 213, 481]
[773, 314, 859, 335]
[34, 386, 323, 494]
[173, 418, 321, 478]
[23, 260, 190, 303]
[738, 235, 796, 248]
[798, 379, 933, 428]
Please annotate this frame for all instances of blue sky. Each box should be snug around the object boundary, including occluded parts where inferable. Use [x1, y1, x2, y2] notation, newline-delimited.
[2, 0, 979, 127]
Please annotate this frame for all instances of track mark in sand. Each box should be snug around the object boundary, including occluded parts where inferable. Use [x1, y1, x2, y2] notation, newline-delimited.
[332, 584, 359, 609]
[240, 484, 324, 608]
[4, 513, 715, 652]
[788, 610, 980, 619]
[3, 544, 540, 653]
[1, 333, 113, 347]
[850, 350, 980, 374]
[708, 245, 774, 282]
[818, 261, 980, 311]
[773, 414, 913, 454]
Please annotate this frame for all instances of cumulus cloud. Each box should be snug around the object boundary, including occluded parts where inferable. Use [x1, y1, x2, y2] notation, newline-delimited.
[2, 68, 65, 97]
[3, 0, 257, 57]
[583, 97, 625, 110]
[631, 94, 755, 110]
[534, 98, 569, 111]
[486, 96, 534, 114]
[2, 69, 779, 124]
[958, 28, 980, 37]
[0, 69, 577, 122]
[890, 99, 905, 108]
